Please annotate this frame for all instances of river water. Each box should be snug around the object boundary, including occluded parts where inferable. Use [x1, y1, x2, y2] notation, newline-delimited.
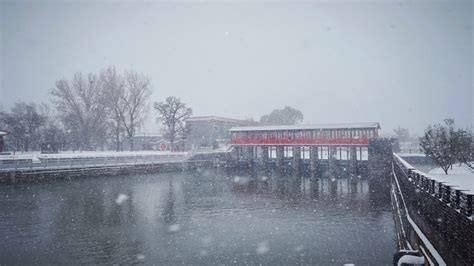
[0, 169, 395, 265]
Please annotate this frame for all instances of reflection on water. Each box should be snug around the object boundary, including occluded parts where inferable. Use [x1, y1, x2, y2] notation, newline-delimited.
[0, 169, 395, 264]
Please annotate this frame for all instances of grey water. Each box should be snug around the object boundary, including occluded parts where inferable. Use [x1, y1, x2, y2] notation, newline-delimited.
[0, 169, 395, 265]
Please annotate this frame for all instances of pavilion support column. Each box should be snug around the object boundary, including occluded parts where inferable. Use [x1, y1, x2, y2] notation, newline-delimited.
[235, 146, 242, 163]
[234, 146, 244, 175]
[261, 146, 269, 175]
[309, 146, 320, 199]
[276, 146, 285, 193]
[246, 146, 254, 159]
[310, 146, 319, 178]
[349, 146, 358, 176]
[293, 146, 301, 176]
[329, 145, 337, 177]
[276, 146, 285, 171]
[246, 146, 255, 176]
[291, 146, 302, 194]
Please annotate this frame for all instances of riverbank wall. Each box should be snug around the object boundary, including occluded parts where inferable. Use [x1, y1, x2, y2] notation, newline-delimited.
[392, 154, 474, 265]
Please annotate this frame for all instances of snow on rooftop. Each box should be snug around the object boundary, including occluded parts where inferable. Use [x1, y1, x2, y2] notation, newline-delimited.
[185, 116, 252, 124]
[229, 122, 380, 132]
[0, 131, 8, 136]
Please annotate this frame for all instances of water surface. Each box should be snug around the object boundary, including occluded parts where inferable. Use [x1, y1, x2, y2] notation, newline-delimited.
[0, 169, 395, 265]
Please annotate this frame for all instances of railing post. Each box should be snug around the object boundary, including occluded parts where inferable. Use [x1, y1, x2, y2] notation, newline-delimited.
[451, 189, 461, 209]
[467, 195, 473, 216]
[460, 193, 473, 217]
[420, 176, 425, 191]
[443, 185, 451, 203]
[437, 182, 443, 198]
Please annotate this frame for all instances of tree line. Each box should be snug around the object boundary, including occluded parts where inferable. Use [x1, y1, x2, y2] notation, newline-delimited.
[0, 66, 192, 152]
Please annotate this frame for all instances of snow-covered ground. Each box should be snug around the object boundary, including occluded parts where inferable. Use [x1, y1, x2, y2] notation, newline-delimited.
[395, 153, 474, 195]
[428, 164, 474, 195]
[396, 153, 426, 157]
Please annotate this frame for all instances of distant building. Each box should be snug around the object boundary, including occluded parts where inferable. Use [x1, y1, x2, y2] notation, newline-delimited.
[122, 132, 185, 151]
[185, 116, 257, 151]
[0, 131, 7, 152]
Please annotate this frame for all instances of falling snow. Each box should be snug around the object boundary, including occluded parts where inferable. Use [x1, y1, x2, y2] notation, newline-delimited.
[115, 194, 129, 205]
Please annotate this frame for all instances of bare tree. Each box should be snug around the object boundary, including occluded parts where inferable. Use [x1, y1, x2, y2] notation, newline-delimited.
[37, 103, 66, 152]
[101, 66, 126, 151]
[51, 72, 108, 151]
[154, 97, 192, 151]
[0, 102, 46, 152]
[119, 70, 152, 151]
[0, 111, 22, 152]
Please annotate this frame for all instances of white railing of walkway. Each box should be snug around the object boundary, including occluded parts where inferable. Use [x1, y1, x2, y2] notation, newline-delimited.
[0, 153, 191, 172]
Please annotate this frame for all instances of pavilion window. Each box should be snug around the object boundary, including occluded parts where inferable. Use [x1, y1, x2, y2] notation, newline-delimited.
[340, 147, 349, 160]
[321, 146, 329, 159]
[361, 147, 368, 160]
[301, 146, 310, 159]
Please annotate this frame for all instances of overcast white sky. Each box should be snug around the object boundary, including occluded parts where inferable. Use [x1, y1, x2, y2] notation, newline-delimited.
[1, 0, 472, 136]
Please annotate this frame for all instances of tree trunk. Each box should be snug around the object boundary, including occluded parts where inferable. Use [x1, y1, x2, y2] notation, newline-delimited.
[170, 126, 175, 152]
[443, 166, 449, 175]
[170, 136, 174, 152]
[115, 131, 120, 152]
[129, 136, 134, 151]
